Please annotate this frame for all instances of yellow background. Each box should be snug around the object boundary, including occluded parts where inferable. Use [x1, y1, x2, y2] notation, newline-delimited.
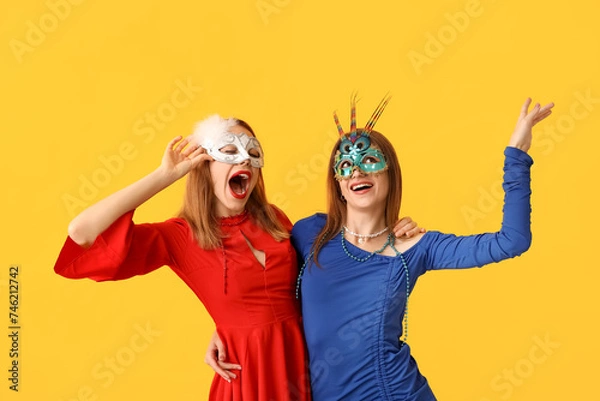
[1, 0, 598, 400]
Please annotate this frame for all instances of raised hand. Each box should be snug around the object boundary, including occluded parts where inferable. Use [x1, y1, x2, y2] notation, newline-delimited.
[509, 98, 555, 153]
[159, 136, 213, 181]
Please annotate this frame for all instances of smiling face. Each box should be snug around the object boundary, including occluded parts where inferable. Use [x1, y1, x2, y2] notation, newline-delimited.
[321, 130, 402, 238]
[333, 131, 391, 211]
[337, 143, 390, 212]
[209, 124, 261, 216]
[334, 134, 388, 180]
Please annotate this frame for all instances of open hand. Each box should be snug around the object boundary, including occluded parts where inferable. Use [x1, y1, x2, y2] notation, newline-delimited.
[159, 136, 212, 181]
[509, 98, 555, 153]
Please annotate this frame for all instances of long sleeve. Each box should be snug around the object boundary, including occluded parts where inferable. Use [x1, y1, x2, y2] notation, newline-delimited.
[424, 146, 533, 270]
[54, 210, 191, 281]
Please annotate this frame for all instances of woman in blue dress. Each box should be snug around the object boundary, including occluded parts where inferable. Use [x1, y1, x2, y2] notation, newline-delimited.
[209, 96, 554, 400]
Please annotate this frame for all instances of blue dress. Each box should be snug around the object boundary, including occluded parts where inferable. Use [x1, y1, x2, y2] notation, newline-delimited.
[291, 147, 533, 401]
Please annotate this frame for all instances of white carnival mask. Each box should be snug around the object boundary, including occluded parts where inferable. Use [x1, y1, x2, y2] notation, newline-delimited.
[193, 115, 264, 168]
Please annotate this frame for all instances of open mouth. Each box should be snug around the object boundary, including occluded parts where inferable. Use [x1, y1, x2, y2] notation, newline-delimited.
[229, 170, 252, 199]
[350, 182, 373, 192]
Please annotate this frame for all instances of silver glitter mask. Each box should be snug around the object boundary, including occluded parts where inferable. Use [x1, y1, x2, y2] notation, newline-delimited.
[203, 131, 264, 168]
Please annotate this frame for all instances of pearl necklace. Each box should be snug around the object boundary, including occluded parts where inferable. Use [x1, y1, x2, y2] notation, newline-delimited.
[343, 225, 389, 244]
[341, 228, 392, 262]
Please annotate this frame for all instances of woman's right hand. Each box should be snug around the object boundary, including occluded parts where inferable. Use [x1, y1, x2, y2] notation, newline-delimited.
[204, 331, 242, 383]
[159, 136, 212, 181]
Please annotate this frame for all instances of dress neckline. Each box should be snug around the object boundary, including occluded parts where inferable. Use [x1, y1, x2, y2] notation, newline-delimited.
[219, 209, 250, 226]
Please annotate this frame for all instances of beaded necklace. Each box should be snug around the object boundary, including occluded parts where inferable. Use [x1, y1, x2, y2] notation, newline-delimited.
[295, 230, 330, 300]
[340, 227, 392, 262]
[295, 228, 412, 346]
[295, 247, 316, 300]
[294, 228, 389, 297]
[343, 225, 389, 244]
[389, 240, 411, 346]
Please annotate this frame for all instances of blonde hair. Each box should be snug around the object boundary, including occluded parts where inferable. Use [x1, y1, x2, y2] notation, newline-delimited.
[178, 119, 289, 249]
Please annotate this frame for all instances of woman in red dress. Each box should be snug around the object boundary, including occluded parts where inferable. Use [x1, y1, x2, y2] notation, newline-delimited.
[54, 117, 312, 400]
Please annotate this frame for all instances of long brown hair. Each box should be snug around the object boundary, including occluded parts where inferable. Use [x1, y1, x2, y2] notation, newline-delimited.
[311, 129, 402, 265]
[178, 119, 289, 249]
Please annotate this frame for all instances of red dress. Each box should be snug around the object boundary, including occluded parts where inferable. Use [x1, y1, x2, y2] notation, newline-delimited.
[54, 208, 311, 401]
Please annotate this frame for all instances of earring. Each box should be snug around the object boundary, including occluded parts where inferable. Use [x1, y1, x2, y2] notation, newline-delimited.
[340, 195, 346, 203]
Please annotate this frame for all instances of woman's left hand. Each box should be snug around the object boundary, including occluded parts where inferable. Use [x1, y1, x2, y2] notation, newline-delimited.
[393, 216, 426, 238]
[509, 98, 555, 153]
